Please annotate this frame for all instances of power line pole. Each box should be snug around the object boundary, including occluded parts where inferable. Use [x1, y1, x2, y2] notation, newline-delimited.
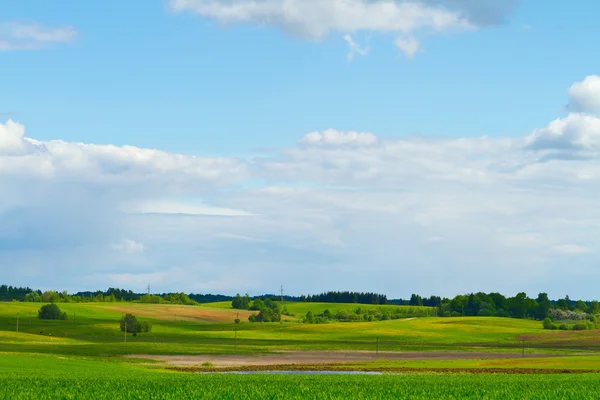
[147, 284, 150, 296]
[280, 286, 284, 326]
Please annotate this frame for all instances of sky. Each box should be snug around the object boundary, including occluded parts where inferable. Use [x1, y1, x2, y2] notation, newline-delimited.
[2, 1, 600, 300]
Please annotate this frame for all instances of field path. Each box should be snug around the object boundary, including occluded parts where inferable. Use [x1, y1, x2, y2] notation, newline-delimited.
[126, 351, 566, 367]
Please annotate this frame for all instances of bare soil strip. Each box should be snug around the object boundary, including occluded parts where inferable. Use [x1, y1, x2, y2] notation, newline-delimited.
[168, 365, 600, 375]
[126, 351, 567, 367]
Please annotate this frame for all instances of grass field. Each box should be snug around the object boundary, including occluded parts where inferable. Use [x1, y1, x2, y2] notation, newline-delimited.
[0, 302, 598, 357]
[2, 353, 600, 399]
[2, 301, 600, 398]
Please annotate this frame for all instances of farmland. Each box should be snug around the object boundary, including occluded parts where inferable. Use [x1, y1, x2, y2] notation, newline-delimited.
[1, 301, 600, 399]
[2, 353, 600, 399]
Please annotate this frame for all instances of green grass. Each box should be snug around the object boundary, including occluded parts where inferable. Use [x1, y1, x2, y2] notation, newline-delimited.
[1, 353, 600, 399]
[0, 302, 599, 358]
[201, 300, 434, 317]
[2, 302, 600, 398]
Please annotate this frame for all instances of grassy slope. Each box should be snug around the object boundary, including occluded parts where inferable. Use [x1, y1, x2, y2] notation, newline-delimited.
[200, 300, 433, 316]
[0, 302, 599, 359]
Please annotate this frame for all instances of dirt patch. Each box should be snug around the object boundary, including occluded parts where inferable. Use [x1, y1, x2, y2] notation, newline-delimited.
[98, 305, 252, 323]
[168, 365, 600, 375]
[126, 351, 566, 367]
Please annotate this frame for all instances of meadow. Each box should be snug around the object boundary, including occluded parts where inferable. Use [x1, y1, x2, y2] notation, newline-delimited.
[0, 301, 572, 356]
[1, 301, 600, 399]
[2, 353, 600, 400]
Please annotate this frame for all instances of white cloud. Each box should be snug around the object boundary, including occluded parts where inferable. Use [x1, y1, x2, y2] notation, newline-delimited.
[525, 113, 600, 151]
[129, 200, 255, 216]
[555, 244, 593, 255]
[343, 34, 369, 61]
[111, 239, 145, 254]
[168, 0, 516, 59]
[0, 22, 77, 51]
[299, 129, 378, 146]
[0, 119, 249, 185]
[395, 36, 421, 59]
[214, 233, 266, 242]
[8, 75, 600, 299]
[567, 75, 600, 113]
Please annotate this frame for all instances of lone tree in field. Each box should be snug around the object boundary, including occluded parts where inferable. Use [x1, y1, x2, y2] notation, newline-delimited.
[38, 304, 68, 320]
[120, 314, 152, 336]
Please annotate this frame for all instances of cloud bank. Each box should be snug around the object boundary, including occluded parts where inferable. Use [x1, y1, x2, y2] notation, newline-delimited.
[168, 0, 518, 59]
[3, 75, 600, 299]
[0, 21, 77, 50]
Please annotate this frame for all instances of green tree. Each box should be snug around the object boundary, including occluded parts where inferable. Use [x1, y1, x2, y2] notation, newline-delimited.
[231, 293, 251, 310]
[589, 300, 600, 315]
[509, 292, 528, 319]
[120, 314, 152, 335]
[574, 300, 588, 313]
[38, 304, 67, 320]
[305, 311, 315, 324]
[535, 293, 552, 320]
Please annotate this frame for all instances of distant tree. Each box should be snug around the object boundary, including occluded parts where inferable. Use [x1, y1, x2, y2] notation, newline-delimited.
[555, 298, 570, 311]
[574, 300, 588, 313]
[232, 293, 251, 310]
[409, 294, 423, 306]
[509, 292, 529, 319]
[249, 299, 265, 311]
[590, 301, 600, 315]
[38, 304, 67, 320]
[120, 314, 152, 335]
[535, 293, 552, 320]
[305, 311, 315, 324]
[25, 292, 42, 302]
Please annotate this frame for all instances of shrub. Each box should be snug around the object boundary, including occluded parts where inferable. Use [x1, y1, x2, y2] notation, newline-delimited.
[120, 314, 152, 335]
[542, 318, 555, 330]
[495, 309, 510, 318]
[248, 314, 257, 323]
[559, 323, 570, 331]
[549, 309, 589, 321]
[573, 323, 589, 331]
[38, 304, 67, 320]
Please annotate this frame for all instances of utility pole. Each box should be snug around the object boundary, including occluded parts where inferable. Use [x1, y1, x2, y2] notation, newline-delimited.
[280, 285, 284, 325]
[280, 285, 283, 304]
[147, 284, 150, 296]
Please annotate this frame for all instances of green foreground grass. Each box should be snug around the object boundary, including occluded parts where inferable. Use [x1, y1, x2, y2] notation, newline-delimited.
[2, 353, 600, 400]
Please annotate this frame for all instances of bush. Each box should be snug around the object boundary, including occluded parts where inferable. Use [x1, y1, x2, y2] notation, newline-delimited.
[38, 304, 67, 320]
[542, 318, 556, 330]
[573, 323, 589, 331]
[559, 323, 569, 331]
[549, 309, 589, 321]
[120, 314, 152, 335]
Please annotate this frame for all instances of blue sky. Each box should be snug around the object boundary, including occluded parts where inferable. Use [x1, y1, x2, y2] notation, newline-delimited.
[2, 1, 600, 299]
